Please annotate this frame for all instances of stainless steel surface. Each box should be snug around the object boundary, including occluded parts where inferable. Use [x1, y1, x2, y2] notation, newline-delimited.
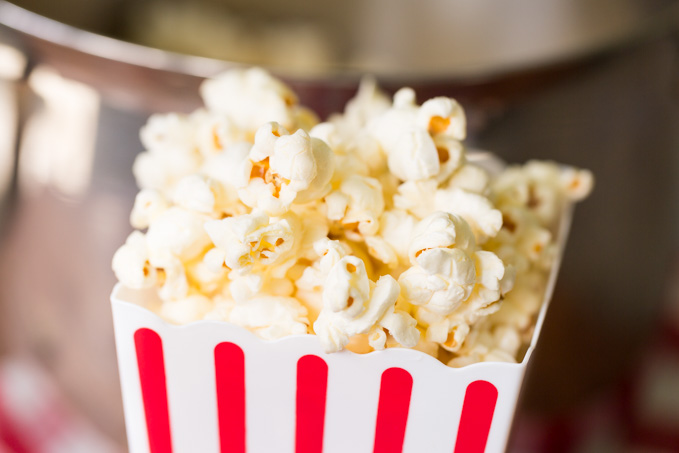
[1, 0, 678, 114]
[2, 0, 678, 78]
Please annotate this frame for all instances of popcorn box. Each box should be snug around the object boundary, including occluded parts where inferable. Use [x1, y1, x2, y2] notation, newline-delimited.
[111, 201, 572, 453]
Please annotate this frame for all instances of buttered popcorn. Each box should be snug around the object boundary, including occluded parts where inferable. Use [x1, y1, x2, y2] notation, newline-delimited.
[113, 67, 592, 366]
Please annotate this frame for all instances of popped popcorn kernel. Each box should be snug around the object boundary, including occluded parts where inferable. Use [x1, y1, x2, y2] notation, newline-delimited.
[195, 111, 246, 158]
[239, 124, 334, 215]
[227, 296, 309, 340]
[445, 163, 490, 194]
[112, 231, 157, 289]
[200, 141, 252, 191]
[200, 67, 302, 133]
[447, 323, 522, 367]
[492, 160, 591, 227]
[145, 207, 213, 263]
[325, 175, 385, 238]
[341, 76, 391, 131]
[314, 271, 418, 353]
[130, 189, 169, 230]
[140, 112, 198, 154]
[399, 247, 477, 315]
[408, 212, 476, 263]
[418, 97, 466, 141]
[204, 211, 297, 273]
[367, 209, 417, 267]
[393, 179, 437, 219]
[172, 175, 220, 215]
[560, 167, 594, 201]
[434, 187, 503, 244]
[323, 256, 371, 315]
[133, 148, 202, 196]
[152, 255, 190, 302]
[160, 294, 213, 324]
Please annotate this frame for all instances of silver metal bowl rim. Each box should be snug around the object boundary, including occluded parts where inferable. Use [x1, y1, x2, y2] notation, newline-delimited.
[1, 0, 678, 84]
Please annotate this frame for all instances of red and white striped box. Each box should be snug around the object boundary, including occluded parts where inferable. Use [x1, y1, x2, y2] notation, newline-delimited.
[113, 287, 521, 453]
[111, 164, 573, 453]
[112, 249, 567, 453]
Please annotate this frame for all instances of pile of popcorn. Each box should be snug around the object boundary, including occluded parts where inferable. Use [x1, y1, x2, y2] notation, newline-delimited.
[112, 68, 592, 367]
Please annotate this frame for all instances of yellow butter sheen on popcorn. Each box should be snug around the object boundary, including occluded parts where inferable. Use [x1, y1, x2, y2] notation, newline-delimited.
[113, 67, 592, 367]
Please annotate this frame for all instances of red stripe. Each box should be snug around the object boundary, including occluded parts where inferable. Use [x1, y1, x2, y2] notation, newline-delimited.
[134, 328, 173, 453]
[215, 343, 246, 453]
[0, 389, 33, 453]
[454, 380, 498, 453]
[295, 355, 328, 453]
[373, 367, 413, 453]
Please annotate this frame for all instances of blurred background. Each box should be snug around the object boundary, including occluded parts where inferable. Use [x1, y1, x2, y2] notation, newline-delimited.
[1, 0, 679, 451]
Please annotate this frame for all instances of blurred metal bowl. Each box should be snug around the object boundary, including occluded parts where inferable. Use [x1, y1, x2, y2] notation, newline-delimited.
[1, 0, 678, 115]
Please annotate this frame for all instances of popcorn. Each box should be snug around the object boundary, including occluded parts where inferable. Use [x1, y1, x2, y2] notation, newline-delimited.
[369, 89, 467, 183]
[492, 160, 593, 226]
[153, 255, 190, 302]
[487, 270, 547, 331]
[416, 308, 470, 352]
[227, 272, 264, 303]
[205, 295, 309, 340]
[311, 123, 380, 181]
[445, 163, 491, 194]
[447, 324, 521, 368]
[249, 121, 289, 162]
[130, 189, 169, 230]
[385, 128, 441, 181]
[399, 248, 477, 315]
[464, 251, 509, 320]
[185, 251, 229, 295]
[322, 256, 371, 316]
[172, 175, 220, 215]
[239, 124, 334, 215]
[228, 296, 309, 340]
[314, 257, 419, 353]
[418, 97, 467, 141]
[434, 187, 503, 243]
[145, 207, 212, 263]
[431, 136, 465, 183]
[133, 111, 206, 195]
[364, 236, 398, 269]
[112, 231, 157, 289]
[393, 179, 437, 219]
[398, 212, 509, 352]
[400, 212, 480, 313]
[113, 67, 592, 367]
[194, 112, 244, 157]
[140, 112, 199, 154]
[200, 141, 252, 189]
[369, 89, 438, 181]
[204, 211, 298, 274]
[267, 129, 334, 204]
[133, 148, 202, 195]
[560, 166, 595, 201]
[339, 76, 391, 132]
[325, 175, 384, 237]
[408, 211, 476, 263]
[200, 67, 300, 133]
[365, 209, 417, 267]
[160, 294, 213, 324]
[296, 238, 351, 291]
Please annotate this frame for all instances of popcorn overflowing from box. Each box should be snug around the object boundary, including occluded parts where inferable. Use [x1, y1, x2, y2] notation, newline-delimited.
[111, 68, 592, 452]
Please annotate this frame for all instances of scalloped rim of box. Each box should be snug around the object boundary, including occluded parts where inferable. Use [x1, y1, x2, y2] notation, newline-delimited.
[110, 196, 572, 375]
